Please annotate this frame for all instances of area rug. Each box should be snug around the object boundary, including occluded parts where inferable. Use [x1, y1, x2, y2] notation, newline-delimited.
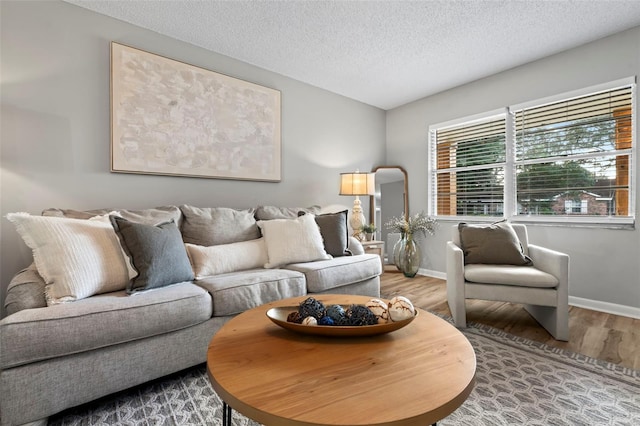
[49, 320, 640, 426]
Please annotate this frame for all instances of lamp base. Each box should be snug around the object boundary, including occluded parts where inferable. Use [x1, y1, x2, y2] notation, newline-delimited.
[349, 196, 366, 240]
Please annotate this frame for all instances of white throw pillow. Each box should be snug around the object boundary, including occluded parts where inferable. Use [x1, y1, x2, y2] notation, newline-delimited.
[185, 238, 268, 279]
[6, 212, 130, 305]
[89, 211, 138, 280]
[257, 214, 331, 268]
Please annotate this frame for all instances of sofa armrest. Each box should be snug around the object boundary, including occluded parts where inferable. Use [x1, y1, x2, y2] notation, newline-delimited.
[347, 237, 364, 255]
[4, 263, 47, 316]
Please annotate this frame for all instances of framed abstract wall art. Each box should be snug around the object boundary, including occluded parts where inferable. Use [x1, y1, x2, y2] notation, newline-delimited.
[110, 42, 281, 181]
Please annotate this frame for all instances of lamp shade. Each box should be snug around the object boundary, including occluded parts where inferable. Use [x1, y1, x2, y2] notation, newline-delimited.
[339, 172, 375, 196]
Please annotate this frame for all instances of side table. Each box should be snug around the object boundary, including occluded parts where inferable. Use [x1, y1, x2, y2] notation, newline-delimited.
[361, 239, 385, 267]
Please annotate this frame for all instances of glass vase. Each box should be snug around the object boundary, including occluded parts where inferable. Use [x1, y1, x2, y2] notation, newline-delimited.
[398, 233, 421, 278]
[392, 232, 405, 271]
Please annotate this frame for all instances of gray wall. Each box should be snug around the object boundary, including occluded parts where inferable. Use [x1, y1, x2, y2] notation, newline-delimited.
[386, 26, 640, 314]
[0, 1, 386, 317]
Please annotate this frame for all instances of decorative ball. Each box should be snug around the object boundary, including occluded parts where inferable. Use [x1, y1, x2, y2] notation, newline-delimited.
[287, 311, 302, 323]
[302, 316, 318, 326]
[318, 316, 335, 326]
[298, 297, 326, 320]
[366, 298, 390, 324]
[346, 305, 378, 326]
[388, 296, 415, 321]
[325, 304, 347, 324]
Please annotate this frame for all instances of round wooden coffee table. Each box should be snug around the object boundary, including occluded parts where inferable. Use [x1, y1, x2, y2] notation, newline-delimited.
[207, 294, 475, 426]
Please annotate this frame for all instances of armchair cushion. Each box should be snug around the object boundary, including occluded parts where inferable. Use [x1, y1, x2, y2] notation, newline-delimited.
[458, 221, 532, 266]
[464, 264, 558, 288]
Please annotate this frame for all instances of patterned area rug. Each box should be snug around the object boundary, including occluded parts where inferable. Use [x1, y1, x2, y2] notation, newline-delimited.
[49, 320, 640, 426]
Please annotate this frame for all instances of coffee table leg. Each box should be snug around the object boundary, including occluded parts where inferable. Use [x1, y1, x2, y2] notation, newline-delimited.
[222, 401, 232, 426]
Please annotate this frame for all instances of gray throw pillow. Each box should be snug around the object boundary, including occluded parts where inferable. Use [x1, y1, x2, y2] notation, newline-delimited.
[301, 210, 349, 257]
[179, 205, 260, 246]
[458, 221, 533, 266]
[110, 216, 194, 293]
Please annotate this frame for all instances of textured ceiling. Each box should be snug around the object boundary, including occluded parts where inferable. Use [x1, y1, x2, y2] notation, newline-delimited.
[65, 0, 640, 110]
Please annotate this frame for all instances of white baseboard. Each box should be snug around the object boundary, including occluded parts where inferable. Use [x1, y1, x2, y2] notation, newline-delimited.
[417, 268, 446, 280]
[415, 269, 640, 320]
[569, 296, 640, 320]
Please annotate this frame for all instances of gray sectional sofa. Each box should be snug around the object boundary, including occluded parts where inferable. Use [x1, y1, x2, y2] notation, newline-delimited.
[0, 205, 382, 426]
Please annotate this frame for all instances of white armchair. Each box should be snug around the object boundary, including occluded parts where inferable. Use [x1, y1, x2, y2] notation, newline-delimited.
[446, 223, 569, 341]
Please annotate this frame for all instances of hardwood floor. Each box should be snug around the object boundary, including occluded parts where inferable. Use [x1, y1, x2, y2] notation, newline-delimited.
[380, 269, 640, 371]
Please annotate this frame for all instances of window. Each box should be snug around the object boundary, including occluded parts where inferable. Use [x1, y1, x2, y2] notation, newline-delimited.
[432, 112, 507, 217]
[429, 78, 635, 225]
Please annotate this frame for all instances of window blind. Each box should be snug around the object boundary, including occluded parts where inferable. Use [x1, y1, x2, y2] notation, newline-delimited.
[513, 85, 633, 217]
[434, 115, 506, 216]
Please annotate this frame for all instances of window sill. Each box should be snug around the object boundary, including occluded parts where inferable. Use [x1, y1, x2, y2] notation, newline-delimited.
[435, 215, 635, 230]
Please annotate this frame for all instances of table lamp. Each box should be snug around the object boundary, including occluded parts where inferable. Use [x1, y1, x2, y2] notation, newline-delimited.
[339, 171, 375, 239]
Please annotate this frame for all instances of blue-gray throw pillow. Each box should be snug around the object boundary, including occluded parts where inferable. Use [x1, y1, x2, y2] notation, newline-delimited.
[110, 216, 194, 293]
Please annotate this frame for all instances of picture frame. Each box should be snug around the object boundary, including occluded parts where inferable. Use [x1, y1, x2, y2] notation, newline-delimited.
[110, 42, 281, 181]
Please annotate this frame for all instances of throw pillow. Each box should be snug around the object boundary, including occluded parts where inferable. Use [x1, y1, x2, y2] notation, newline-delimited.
[257, 214, 331, 268]
[110, 216, 194, 293]
[185, 238, 268, 279]
[458, 221, 533, 266]
[6, 212, 130, 305]
[88, 212, 138, 280]
[180, 205, 260, 246]
[299, 210, 349, 257]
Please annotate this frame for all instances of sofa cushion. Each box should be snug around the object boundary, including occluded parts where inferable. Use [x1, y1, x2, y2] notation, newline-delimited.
[185, 238, 268, 279]
[194, 269, 306, 316]
[285, 254, 382, 293]
[110, 216, 194, 293]
[6, 212, 130, 305]
[0, 282, 211, 369]
[464, 264, 558, 288]
[180, 205, 260, 246]
[347, 236, 365, 255]
[42, 205, 182, 227]
[254, 205, 321, 220]
[4, 263, 47, 315]
[257, 214, 331, 268]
